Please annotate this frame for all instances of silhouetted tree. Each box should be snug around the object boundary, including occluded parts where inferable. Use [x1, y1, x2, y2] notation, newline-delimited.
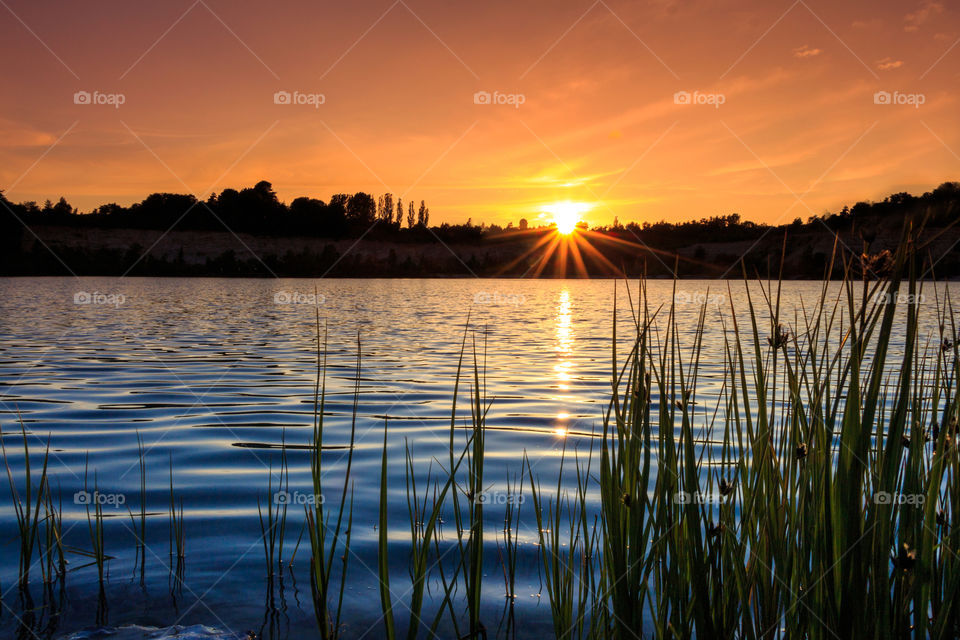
[346, 192, 376, 228]
[407, 201, 415, 228]
[380, 193, 394, 223]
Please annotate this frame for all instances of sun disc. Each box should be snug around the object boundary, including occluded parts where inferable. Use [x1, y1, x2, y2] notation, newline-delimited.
[542, 201, 591, 235]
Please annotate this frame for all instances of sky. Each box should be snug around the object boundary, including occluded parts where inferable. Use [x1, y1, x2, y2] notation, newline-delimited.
[1, 0, 958, 227]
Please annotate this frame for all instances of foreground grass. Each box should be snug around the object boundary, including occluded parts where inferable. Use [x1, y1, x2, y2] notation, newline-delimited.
[337, 235, 960, 639]
[2, 233, 959, 639]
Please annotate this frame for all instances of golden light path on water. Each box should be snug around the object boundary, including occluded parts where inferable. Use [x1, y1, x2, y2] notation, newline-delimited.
[554, 288, 573, 438]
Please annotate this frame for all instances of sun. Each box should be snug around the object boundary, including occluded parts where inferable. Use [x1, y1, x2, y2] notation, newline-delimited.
[542, 201, 592, 235]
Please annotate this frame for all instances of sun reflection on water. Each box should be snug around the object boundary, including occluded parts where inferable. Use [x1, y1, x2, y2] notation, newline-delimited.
[554, 289, 574, 437]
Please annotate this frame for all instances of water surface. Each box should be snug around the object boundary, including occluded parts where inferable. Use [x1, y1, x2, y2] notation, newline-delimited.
[0, 277, 951, 639]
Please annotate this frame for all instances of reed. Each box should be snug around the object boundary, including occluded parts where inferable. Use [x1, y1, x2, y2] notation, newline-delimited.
[305, 324, 357, 639]
[168, 453, 185, 591]
[376, 326, 478, 640]
[454, 336, 489, 639]
[82, 457, 107, 591]
[40, 479, 65, 586]
[497, 464, 524, 602]
[527, 444, 595, 640]
[126, 430, 147, 583]
[538, 226, 960, 638]
[259, 429, 290, 581]
[1, 420, 51, 589]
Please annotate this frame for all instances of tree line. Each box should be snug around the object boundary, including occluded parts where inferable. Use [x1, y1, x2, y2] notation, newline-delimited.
[1, 180, 958, 266]
[0, 180, 465, 240]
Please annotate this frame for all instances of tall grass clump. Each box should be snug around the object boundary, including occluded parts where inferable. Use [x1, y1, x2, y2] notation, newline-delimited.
[40, 479, 65, 586]
[259, 429, 290, 582]
[1, 420, 50, 590]
[305, 325, 357, 639]
[85, 470, 106, 579]
[378, 327, 476, 640]
[531, 227, 960, 639]
[527, 444, 597, 640]
[168, 454, 185, 592]
[127, 431, 147, 584]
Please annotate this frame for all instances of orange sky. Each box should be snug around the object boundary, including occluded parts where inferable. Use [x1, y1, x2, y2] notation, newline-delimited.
[1, 0, 958, 226]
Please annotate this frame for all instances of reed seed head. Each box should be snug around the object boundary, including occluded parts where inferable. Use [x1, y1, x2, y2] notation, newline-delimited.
[895, 543, 917, 570]
[719, 478, 734, 496]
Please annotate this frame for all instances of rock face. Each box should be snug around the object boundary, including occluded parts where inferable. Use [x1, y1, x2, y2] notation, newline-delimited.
[60, 624, 250, 640]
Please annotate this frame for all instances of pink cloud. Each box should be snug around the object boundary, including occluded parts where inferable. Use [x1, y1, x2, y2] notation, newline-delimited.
[876, 57, 904, 71]
[905, 1, 944, 32]
[793, 45, 822, 58]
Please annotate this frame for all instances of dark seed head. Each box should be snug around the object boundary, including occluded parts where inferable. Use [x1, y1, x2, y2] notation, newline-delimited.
[796, 443, 809, 460]
[937, 510, 947, 527]
[767, 324, 791, 349]
[719, 478, 734, 496]
[901, 435, 911, 447]
[708, 522, 725, 539]
[895, 543, 917, 570]
[621, 492, 632, 507]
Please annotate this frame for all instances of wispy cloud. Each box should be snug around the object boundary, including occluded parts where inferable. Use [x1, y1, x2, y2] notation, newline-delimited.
[793, 44, 822, 58]
[905, 1, 944, 32]
[876, 57, 904, 71]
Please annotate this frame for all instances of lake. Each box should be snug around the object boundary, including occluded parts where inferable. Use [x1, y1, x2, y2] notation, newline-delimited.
[0, 277, 952, 639]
